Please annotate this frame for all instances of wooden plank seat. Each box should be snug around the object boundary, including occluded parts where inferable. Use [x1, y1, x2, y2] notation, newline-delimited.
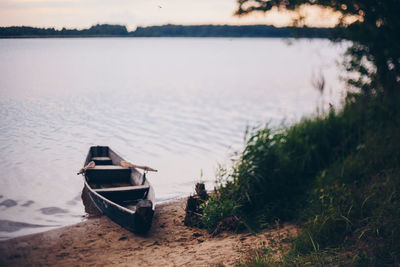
[94, 185, 149, 193]
[94, 185, 150, 202]
[85, 165, 130, 183]
[89, 165, 127, 170]
[91, 157, 113, 165]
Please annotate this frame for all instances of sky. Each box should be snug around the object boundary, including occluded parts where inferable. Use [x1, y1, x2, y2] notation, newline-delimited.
[0, 0, 340, 30]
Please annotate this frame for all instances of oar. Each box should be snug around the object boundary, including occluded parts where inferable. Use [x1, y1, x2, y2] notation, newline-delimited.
[120, 161, 157, 172]
[77, 161, 95, 175]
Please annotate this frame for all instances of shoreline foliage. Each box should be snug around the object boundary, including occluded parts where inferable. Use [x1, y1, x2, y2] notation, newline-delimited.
[199, 1, 400, 265]
[204, 91, 400, 265]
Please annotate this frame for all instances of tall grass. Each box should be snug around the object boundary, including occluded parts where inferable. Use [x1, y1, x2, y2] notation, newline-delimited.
[203, 92, 400, 265]
[204, 103, 363, 230]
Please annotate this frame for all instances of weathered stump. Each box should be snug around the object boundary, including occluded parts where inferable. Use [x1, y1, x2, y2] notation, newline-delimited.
[184, 183, 209, 227]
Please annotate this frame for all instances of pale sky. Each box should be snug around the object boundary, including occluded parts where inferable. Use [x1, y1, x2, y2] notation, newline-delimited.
[0, 0, 340, 30]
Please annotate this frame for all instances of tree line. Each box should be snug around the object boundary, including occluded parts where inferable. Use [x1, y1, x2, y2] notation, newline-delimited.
[0, 24, 335, 38]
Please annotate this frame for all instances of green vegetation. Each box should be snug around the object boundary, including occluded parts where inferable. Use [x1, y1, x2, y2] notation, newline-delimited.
[201, 0, 400, 265]
[0, 24, 334, 38]
[204, 89, 400, 266]
[203, 104, 360, 229]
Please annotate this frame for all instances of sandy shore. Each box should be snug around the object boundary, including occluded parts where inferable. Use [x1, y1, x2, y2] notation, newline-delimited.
[0, 198, 296, 266]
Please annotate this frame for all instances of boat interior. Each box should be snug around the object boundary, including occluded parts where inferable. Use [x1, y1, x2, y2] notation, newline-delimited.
[84, 146, 150, 210]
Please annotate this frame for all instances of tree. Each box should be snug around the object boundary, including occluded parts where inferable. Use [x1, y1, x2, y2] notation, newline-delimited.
[236, 0, 400, 99]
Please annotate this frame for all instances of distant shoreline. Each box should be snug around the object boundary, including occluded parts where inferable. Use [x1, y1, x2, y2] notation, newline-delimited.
[0, 24, 337, 39]
[0, 36, 331, 39]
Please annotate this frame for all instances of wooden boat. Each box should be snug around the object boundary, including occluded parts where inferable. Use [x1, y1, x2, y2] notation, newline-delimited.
[80, 146, 156, 233]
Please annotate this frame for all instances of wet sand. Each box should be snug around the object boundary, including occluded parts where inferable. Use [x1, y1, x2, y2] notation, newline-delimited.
[0, 198, 297, 266]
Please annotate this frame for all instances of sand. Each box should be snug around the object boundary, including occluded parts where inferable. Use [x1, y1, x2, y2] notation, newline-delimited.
[0, 198, 297, 266]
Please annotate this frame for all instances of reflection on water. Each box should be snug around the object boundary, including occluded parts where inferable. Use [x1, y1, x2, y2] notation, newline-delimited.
[0, 38, 348, 239]
[21, 200, 34, 207]
[39, 207, 69, 215]
[0, 199, 18, 208]
[0, 220, 54, 233]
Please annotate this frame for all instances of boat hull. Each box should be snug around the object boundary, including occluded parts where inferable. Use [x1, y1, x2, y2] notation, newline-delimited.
[82, 146, 155, 234]
[86, 183, 154, 233]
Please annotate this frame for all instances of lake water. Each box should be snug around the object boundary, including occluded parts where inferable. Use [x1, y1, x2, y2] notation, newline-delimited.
[0, 38, 348, 239]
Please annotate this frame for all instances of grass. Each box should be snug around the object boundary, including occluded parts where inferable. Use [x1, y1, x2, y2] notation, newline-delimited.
[202, 91, 400, 265]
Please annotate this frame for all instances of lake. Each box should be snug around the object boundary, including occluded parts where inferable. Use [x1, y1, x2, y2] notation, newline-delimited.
[0, 37, 347, 239]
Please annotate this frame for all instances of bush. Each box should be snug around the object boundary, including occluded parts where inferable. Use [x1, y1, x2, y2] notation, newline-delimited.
[201, 196, 241, 232]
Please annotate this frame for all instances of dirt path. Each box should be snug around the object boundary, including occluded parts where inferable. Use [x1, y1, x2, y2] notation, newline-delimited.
[0, 198, 297, 266]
